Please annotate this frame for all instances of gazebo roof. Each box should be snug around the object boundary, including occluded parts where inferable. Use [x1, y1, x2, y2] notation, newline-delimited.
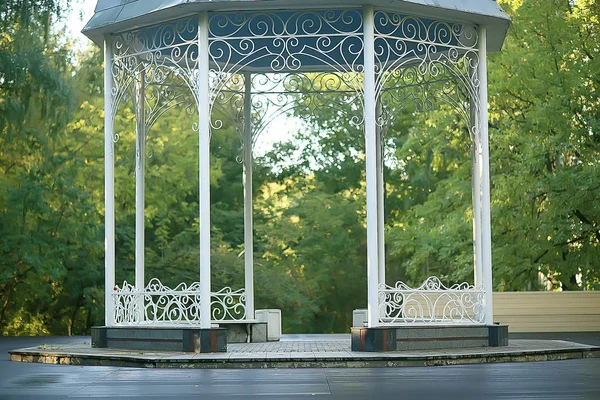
[82, 0, 510, 52]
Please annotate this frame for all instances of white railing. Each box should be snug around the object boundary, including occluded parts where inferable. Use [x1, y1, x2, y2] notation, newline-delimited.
[112, 278, 247, 326]
[211, 286, 247, 321]
[378, 276, 485, 325]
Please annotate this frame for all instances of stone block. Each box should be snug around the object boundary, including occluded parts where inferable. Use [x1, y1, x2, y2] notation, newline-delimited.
[189, 328, 228, 353]
[394, 325, 493, 351]
[395, 327, 412, 340]
[251, 322, 268, 343]
[91, 326, 107, 348]
[463, 339, 489, 348]
[351, 327, 396, 352]
[255, 309, 282, 341]
[107, 339, 182, 352]
[406, 327, 432, 339]
[489, 324, 509, 347]
[352, 309, 368, 327]
[225, 324, 249, 343]
[106, 328, 132, 339]
[408, 339, 453, 350]
[91, 327, 227, 353]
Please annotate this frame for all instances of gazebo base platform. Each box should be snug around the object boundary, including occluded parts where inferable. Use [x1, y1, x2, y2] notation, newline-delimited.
[351, 324, 509, 352]
[91, 326, 227, 353]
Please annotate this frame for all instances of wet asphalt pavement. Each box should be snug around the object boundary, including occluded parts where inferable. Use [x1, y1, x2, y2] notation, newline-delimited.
[1, 335, 599, 399]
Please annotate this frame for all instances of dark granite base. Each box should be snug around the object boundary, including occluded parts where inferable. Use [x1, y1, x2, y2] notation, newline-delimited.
[91, 327, 227, 353]
[351, 325, 510, 352]
[351, 327, 396, 352]
[489, 324, 509, 347]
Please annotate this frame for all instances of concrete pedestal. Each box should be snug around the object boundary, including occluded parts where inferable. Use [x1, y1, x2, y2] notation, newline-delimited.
[255, 309, 282, 341]
[351, 325, 510, 352]
[352, 309, 368, 327]
[91, 327, 227, 353]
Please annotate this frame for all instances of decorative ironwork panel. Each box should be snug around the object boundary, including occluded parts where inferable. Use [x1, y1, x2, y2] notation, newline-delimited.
[113, 278, 247, 325]
[144, 76, 197, 132]
[378, 276, 485, 325]
[211, 287, 247, 321]
[208, 10, 364, 74]
[110, 16, 200, 122]
[249, 72, 364, 138]
[209, 72, 246, 135]
[211, 71, 364, 154]
[107, 10, 483, 141]
[373, 10, 480, 138]
[208, 10, 365, 138]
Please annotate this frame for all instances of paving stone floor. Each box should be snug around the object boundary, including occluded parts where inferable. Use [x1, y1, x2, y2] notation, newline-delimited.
[229, 340, 350, 353]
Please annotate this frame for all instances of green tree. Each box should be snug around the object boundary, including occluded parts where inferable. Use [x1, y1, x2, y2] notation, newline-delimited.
[0, 0, 105, 335]
[254, 177, 366, 332]
[489, 0, 600, 290]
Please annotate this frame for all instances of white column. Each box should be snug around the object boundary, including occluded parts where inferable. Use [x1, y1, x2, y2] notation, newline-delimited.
[104, 37, 116, 327]
[198, 12, 212, 329]
[135, 69, 146, 293]
[364, 5, 380, 328]
[478, 26, 494, 325]
[243, 72, 255, 320]
[376, 98, 385, 286]
[470, 76, 483, 291]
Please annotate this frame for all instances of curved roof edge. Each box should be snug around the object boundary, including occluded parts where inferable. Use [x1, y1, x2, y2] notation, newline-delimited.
[82, 0, 510, 52]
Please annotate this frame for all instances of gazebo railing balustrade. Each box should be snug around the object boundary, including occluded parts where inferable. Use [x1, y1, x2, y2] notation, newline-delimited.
[113, 278, 247, 326]
[378, 276, 485, 325]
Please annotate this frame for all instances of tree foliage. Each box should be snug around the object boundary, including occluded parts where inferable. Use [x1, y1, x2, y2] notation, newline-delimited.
[0, 0, 104, 335]
[488, 0, 600, 290]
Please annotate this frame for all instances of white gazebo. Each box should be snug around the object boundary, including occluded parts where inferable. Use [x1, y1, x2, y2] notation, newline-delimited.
[83, 0, 510, 352]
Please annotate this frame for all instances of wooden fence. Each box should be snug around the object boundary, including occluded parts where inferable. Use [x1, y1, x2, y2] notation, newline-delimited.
[492, 291, 600, 332]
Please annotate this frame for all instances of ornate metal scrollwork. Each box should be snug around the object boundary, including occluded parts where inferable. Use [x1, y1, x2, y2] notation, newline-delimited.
[211, 287, 247, 321]
[211, 71, 364, 155]
[373, 10, 480, 140]
[112, 278, 247, 325]
[111, 16, 200, 126]
[378, 276, 485, 325]
[208, 9, 366, 139]
[208, 10, 364, 75]
[108, 9, 482, 147]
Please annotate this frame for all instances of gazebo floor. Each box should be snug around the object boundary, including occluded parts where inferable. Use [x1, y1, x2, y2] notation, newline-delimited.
[8, 334, 599, 369]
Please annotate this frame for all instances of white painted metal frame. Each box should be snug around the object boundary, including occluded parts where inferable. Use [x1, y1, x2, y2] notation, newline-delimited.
[198, 11, 212, 329]
[243, 72, 255, 319]
[135, 69, 146, 294]
[104, 38, 116, 326]
[102, 5, 495, 329]
[376, 96, 385, 288]
[477, 26, 494, 325]
[363, 5, 380, 329]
